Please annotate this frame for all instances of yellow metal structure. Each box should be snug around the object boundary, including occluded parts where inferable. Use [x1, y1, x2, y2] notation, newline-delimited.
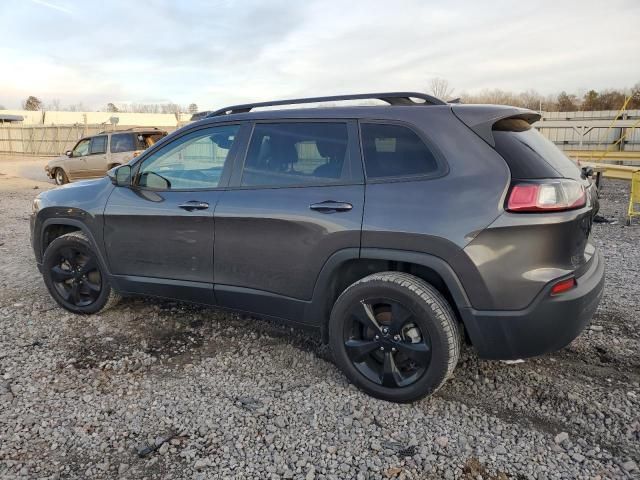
[628, 171, 640, 225]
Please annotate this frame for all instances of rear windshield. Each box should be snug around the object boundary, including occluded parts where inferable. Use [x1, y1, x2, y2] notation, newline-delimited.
[493, 118, 581, 180]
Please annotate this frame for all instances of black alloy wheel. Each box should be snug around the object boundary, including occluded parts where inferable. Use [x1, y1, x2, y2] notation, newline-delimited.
[50, 246, 102, 307]
[42, 231, 120, 314]
[329, 272, 460, 403]
[343, 298, 431, 388]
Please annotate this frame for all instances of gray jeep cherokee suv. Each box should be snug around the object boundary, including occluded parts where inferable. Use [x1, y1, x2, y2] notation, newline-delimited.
[30, 92, 604, 402]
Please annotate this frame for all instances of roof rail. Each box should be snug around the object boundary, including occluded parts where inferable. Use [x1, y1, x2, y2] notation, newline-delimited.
[206, 92, 446, 117]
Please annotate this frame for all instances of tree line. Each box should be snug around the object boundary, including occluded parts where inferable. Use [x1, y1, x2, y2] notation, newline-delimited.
[14, 96, 199, 115]
[11, 84, 640, 114]
[428, 78, 640, 111]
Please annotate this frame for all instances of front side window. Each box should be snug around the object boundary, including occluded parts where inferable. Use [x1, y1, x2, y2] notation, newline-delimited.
[72, 139, 90, 157]
[241, 122, 349, 187]
[361, 123, 439, 179]
[89, 135, 107, 155]
[136, 125, 239, 190]
[110, 133, 135, 153]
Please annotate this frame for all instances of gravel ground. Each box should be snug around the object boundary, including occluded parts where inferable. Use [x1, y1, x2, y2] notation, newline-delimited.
[0, 168, 638, 480]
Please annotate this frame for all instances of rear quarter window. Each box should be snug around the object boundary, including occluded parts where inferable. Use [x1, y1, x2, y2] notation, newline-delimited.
[360, 123, 441, 179]
[493, 119, 582, 180]
[110, 133, 136, 153]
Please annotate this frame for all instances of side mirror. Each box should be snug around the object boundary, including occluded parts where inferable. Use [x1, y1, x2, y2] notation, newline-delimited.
[108, 165, 132, 187]
[65, 150, 72, 157]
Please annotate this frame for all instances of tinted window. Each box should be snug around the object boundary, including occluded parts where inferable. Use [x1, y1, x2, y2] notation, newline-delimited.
[361, 124, 438, 179]
[110, 133, 135, 153]
[242, 123, 349, 187]
[493, 119, 581, 180]
[89, 135, 107, 154]
[137, 125, 239, 190]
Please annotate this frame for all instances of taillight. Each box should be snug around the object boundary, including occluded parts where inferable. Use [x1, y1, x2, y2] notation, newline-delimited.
[507, 179, 586, 213]
[550, 277, 577, 296]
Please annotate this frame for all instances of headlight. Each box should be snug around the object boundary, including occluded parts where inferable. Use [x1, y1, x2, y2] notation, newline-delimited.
[32, 197, 41, 214]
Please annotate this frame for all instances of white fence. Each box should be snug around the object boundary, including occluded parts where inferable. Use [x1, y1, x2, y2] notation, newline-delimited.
[1, 109, 639, 156]
[0, 124, 181, 156]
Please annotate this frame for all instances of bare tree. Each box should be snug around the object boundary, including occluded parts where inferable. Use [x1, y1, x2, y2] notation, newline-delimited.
[22, 96, 43, 111]
[65, 102, 86, 112]
[161, 103, 182, 114]
[557, 91, 578, 111]
[427, 78, 454, 100]
[47, 99, 62, 111]
[106, 103, 119, 113]
[188, 103, 198, 114]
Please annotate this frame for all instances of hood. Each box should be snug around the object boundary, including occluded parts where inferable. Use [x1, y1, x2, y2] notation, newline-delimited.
[36, 176, 114, 210]
[46, 154, 69, 169]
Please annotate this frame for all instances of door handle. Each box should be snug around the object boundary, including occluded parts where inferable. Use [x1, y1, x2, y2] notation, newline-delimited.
[179, 201, 209, 211]
[309, 201, 353, 213]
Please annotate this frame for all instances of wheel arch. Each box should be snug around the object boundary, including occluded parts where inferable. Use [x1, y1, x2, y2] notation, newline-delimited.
[307, 248, 473, 344]
[40, 218, 111, 276]
[52, 165, 69, 179]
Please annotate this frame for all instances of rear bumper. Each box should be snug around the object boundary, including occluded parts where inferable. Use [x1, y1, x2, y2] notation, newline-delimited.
[461, 248, 605, 360]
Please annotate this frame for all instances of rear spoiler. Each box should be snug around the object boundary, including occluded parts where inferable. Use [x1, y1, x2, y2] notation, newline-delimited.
[451, 105, 541, 147]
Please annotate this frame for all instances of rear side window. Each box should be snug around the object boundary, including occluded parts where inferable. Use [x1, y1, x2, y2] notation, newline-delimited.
[242, 122, 349, 187]
[136, 133, 165, 150]
[110, 133, 135, 153]
[493, 119, 582, 180]
[89, 135, 107, 155]
[361, 123, 439, 179]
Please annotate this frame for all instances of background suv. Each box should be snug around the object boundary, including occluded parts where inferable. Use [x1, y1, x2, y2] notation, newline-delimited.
[31, 92, 604, 402]
[45, 127, 167, 185]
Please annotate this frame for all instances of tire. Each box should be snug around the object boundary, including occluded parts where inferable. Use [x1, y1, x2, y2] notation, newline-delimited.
[329, 272, 460, 403]
[54, 168, 68, 185]
[42, 231, 120, 314]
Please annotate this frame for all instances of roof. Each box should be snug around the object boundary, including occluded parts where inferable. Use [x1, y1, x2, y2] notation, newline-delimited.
[206, 92, 446, 118]
[0, 114, 24, 123]
[97, 127, 167, 135]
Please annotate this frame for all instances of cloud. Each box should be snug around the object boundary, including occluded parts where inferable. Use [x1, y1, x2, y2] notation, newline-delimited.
[0, 0, 638, 110]
[29, 0, 74, 16]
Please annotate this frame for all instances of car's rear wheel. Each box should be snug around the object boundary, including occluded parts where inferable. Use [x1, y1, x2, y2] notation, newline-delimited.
[42, 231, 120, 314]
[329, 272, 460, 403]
[54, 168, 68, 185]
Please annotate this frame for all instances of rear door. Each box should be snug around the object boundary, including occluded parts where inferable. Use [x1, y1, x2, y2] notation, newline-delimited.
[109, 132, 137, 167]
[213, 120, 364, 319]
[86, 135, 108, 178]
[103, 123, 245, 304]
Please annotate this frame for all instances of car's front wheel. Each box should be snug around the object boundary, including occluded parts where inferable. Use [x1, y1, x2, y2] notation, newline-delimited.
[329, 272, 460, 403]
[42, 231, 120, 314]
[54, 168, 68, 185]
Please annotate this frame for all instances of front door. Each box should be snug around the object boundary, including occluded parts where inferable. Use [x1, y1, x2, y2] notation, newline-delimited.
[103, 123, 244, 304]
[214, 120, 364, 320]
[66, 138, 91, 180]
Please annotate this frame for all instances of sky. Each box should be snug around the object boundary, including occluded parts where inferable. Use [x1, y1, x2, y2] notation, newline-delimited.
[0, 0, 638, 111]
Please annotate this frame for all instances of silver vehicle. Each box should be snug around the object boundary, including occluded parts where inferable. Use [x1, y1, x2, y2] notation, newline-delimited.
[45, 128, 167, 185]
